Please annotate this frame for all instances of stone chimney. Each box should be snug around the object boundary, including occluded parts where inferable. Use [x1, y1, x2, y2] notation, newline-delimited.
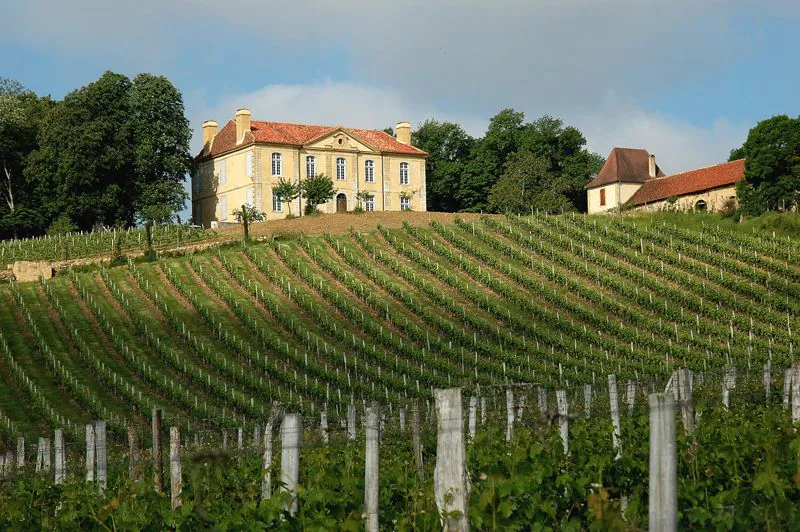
[235, 108, 251, 145]
[395, 121, 411, 145]
[202, 120, 218, 155]
[648, 153, 657, 178]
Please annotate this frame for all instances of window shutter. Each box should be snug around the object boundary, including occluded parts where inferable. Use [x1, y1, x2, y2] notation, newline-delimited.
[246, 152, 254, 178]
[246, 187, 254, 207]
[219, 160, 227, 185]
[220, 195, 227, 221]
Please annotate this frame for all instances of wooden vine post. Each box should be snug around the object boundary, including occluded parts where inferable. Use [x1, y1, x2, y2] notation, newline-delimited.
[763, 360, 772, 402]
[54, 428, 65, 485]
[128, 425, 140, 481]
[434, 388, 469, 531]
[468, 396, 478, 440]
[95, 421, 108, 492]
[261, 420, 273, 500]
[364, 406, 380, 532]
[412, 398, 424, 481]
[608, 375, 621, 456]
[152, 408, 164, 493]
[16, 438, 24, 469]
[505, 389, 515, 442]
[556, 390, 569, 454]
[648, 393, 677, 532]
[85, 424, 95, 482]
[170, 427, 182, 510]
[347, 404, 357, 442]
[280, 413, 302, 514]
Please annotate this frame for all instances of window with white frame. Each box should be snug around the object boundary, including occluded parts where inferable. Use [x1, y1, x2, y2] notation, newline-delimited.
[246, 152, 254, 178]
[364, 160, 375, 183]
[219, 195, 228, 221]
[400, 196, 410, 211]
[246, 187, 254, 207]
[272, 153, 282, 176]
[400, 162, 409, 185]
[218, 159, 227, 186]
[336, 157, 346, 180]
[365, 194, 375, 212]
[306, 155, 316, 178]
[272, 188, 282, 212]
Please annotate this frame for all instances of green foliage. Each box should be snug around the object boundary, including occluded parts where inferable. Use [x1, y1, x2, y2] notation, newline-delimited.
[232, 204, 266, 241]
[46, 214, 77, 236]
[412, 119, 475, 212]
[301, 173, 335, 215]
[272, 177, 300, 215]
[731, 114, 800, 215]
[488, 150, 573, 214]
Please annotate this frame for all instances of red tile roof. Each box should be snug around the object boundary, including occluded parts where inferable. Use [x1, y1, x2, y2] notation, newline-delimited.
[585, 147, 665, 188]
[199, 120, 427, 159]
[627, 159, 745, 206]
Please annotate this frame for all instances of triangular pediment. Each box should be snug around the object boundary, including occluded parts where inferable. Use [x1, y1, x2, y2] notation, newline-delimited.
[303, 127, 378, 153]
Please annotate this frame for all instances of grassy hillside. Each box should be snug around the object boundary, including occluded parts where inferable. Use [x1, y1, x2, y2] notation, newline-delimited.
[0, 211, 796, 443]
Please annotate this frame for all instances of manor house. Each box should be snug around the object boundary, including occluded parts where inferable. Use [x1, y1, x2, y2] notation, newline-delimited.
[192, 108, 428, 227]
[586, 147, 744, 214]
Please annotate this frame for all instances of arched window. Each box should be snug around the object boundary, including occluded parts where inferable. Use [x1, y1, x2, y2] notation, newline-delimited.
[271, 153, 282, 176]
[336, 157, 346, 180]
[400, 162, 409, 185]
[306, 155, 316, 178]
[364, 160, 375, 183]
[695, 199, 707, 211]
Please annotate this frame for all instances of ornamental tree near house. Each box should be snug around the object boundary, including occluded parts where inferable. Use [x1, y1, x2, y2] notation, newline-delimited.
[232, 204, 266, 242]
[273, 177, 300, 216]
[301, 173, 335, 215]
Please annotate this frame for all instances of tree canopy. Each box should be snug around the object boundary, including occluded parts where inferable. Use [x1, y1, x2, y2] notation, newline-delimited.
[412, 110, 603, 214]
[730, 115, 800, 215]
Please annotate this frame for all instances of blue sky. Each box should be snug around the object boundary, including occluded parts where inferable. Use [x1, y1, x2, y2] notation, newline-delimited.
[2, 0, 799, 179]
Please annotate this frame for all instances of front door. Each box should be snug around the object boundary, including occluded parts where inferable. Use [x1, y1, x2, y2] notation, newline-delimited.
[336, 193, 347, 213]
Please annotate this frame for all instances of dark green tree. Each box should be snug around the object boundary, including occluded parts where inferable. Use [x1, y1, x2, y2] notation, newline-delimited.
[272, 177, 300, 216]
[730, 115, 800, 215]
[412, 119, 474, 212]
[129, 73, 192, 251]
[301, 173, 335, 214]
[488, 150, 574, 214]
[25, 71, 136, 231]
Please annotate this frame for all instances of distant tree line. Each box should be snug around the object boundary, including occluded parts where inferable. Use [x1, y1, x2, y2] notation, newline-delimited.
[0, 71, 191, 240]
[411, 110, 605, 214]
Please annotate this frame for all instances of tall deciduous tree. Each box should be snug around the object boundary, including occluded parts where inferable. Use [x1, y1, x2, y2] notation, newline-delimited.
[272, 177, 300, 215]
[129, 73, 192, 250]
[412, 120, 474, 212]
[731, 115, 800, 215]
[26, 71, 136, 231]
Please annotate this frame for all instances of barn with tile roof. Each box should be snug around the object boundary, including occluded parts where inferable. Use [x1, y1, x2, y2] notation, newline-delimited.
[192, 108, 427, 227]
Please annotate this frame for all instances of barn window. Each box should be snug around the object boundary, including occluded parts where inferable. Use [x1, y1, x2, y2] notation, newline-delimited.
[599, 188, 606, 206]
[695, 199, 707, 211]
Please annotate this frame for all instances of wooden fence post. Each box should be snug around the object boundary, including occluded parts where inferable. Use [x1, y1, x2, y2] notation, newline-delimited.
[320, 411, 329, 444]
[95, 421, 107, 493]
[608, 375, 621, 456]
[722, 367, 736, 410]
[152, 408, 164, 493]
[43, 438, 51, 472]
[36, 437, 44, 473]
[280, 413, 302, 515]
[86, 424, 95, 482]
[347, 404, 357, 442]
[54, 429, 65, 485]
[16, 438, 24, 469]
[584, 384, 592, 418]
[412, 398, 424, 481]
[170, 427, 182, 510]
[434, 388, 469, 531]
[505, 389, 515, 442]
[261, 420, 273, 500]
[128, 426, 140, 481]
[648, 393, 677, 532]
[556, 390, 569, 455]
[626, 381, 636, 415]
[468, 396, 478, 440]
[674, 369, 694, 435]
[364, 406, 380, 532]
[763, 361, 772, 402]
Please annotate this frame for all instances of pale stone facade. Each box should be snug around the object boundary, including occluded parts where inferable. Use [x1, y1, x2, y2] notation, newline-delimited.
[192, 110, 427, 227]
[633, 185, 737, 213]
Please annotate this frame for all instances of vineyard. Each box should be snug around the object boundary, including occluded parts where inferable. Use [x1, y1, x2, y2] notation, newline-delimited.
[0, 212, 799, 528]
